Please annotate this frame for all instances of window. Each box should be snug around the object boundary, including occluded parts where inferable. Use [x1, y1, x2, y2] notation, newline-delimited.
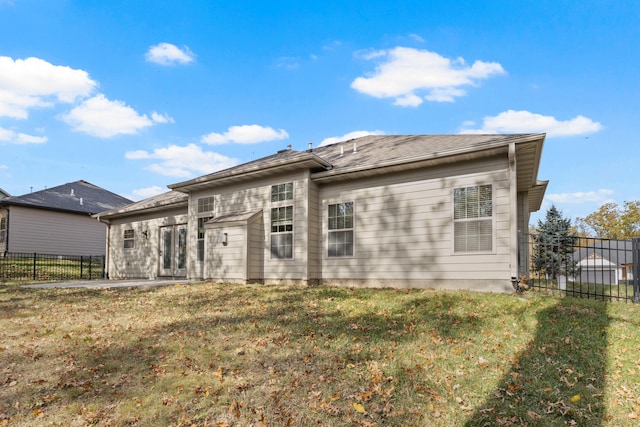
[197, 196, 214, 261]
[123, 229, 135, 249]
[0, 217, 6, 244]
[271, 183, 293, 202]
[453, 185, 492, 252]
[271, 206, 293, 258]
[328, 202, 354, 257]
[198, 196, 214, 213]
[197, 217, 212, 262]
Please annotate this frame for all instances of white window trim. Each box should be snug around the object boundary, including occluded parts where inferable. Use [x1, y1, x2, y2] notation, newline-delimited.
[327, 201, 355, 258]
[123, 229, 135, 249]
[269, 205, 295, 260]
[270, 182, 294, 204]
[452, 184, 496, 255]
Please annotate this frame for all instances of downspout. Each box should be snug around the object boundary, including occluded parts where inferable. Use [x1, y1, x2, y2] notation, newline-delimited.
[508, 143, 519, 290]
[105, 222, 110, 279]
[96, 216, 110, 279]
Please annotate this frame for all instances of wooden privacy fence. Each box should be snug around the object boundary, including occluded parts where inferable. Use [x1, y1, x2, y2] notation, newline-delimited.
[0, 252, 105, 282]
[521, 233, 640, 303]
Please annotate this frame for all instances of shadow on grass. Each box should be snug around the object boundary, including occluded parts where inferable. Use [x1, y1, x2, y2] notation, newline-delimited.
[465, 297, 609, 426]
[2, 284, 613, 426]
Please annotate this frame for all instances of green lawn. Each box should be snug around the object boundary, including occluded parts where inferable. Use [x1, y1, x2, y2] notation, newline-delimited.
[1, 282, 639, 426]
[0, 254, 104, 282]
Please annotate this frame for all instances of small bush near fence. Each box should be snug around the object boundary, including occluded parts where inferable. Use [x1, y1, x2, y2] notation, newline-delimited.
[0, 252, 105, 283]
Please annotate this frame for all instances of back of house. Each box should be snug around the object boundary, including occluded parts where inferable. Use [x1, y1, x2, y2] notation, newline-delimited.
[95, 134, 548, 292]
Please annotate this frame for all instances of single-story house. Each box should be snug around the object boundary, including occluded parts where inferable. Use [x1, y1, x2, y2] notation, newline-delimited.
[0, 180, 132, 256]
[572, 240, 634, 285]
[95, 134, 548, 293]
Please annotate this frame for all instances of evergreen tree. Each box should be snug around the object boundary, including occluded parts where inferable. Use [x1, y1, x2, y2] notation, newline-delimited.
[531, 205, 578, 279]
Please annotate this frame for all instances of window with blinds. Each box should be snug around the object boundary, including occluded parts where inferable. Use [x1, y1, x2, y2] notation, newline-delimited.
[453, 184, 493, 252]
[328, 202, 354, 257]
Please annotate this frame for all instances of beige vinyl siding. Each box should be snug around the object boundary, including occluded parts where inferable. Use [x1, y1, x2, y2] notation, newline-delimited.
[188, 170, 311, 282]
[7, 206, 106, 255]
[318, 157, 512, 286]
[107, 207, 187, 279]
[306, 175, 320, 283]
[247, 214, 264, 281]
[206, 225, 247, 282]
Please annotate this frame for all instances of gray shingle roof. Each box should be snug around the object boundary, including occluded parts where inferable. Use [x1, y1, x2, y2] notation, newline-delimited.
[0, 180, 133, 215]
[93, 190, 188, 219]
[170, 133, 545, 192]
[312, 134, 533, 169]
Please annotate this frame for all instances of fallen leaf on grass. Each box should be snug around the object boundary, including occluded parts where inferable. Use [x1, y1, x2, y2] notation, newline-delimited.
[353, 402, 366, 413]
[528, 410, 541, 420]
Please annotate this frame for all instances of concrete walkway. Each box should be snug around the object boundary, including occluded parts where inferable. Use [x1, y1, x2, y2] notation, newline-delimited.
[23, 279, 195, 289]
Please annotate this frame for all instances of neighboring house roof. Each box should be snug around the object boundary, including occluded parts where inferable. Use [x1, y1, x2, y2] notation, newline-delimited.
[169, 134, 547, 210]
[0, 180, 133, 215]
[93, 190, 188, 220]
[573, 240, 633, 266]
[0, 188, 9, 199]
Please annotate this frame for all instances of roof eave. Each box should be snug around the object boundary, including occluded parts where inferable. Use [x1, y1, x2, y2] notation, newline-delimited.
[94, 200, 189, 221]
[0, 200, 95, 216]
[528, 180, 549, 212]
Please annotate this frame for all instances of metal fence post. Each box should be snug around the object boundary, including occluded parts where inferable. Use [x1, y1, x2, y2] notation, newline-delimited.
[33, 252, 37, 280]
[633, 238, 640, 303]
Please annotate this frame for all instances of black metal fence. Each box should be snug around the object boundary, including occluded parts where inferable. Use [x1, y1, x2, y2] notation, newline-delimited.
[521, 233, 639, 303]
[0, 252, 105, 283]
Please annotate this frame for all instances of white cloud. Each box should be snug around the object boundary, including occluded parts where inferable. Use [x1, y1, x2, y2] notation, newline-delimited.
[201, 124, 289, 145]
[145, 43, 195, 66]
[62, 94, 161, 138]
[275, 57, 300, 69]
[460, 110, 604, 137]
[546, 189, 615, 204]
[151, 111, 175, 123]
[351, 47, 505, 106]
[0, 56, 97, 118]
[322, 40, 342, 51]
[319, 130, 386, 147]
[125, 143, 239, 177]
[353, 48, 386, 60]
[130, 186, 166, 200]
[0, 126, 47, 144]
[408, 33, 425, 43]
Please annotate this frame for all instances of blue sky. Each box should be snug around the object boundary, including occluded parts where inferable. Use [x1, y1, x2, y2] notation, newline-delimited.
[1, 0, 638, 225]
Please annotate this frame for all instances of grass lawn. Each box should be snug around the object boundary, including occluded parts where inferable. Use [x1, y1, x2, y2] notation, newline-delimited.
[1, 282, 640, 426]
